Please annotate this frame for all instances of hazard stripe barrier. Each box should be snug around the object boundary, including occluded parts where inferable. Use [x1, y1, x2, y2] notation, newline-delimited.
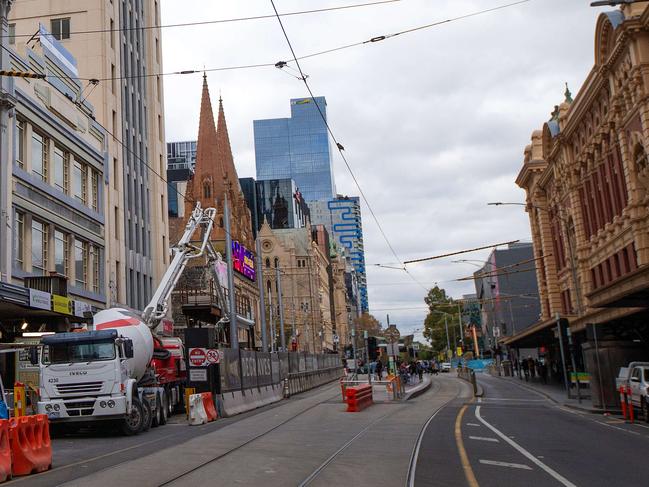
[9, 414, 52, 476]
[188, 394, 208, 426]
[201, 393, 218, 422]
[345, 384, 373, 412]
[0, 420, 10, 482]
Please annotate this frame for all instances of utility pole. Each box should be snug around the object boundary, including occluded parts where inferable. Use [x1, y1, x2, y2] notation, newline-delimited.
[457, 303, 464, 348]
[268, 287, 275, 352]
[444, 315, 451, 358]
[0, 1, 14, 284]
[255, 238, 268, 352]
[224, 194, 238, 349]
[275, 266, 285, 351]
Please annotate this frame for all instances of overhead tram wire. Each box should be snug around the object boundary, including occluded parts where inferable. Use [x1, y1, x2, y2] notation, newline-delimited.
[3, 0, 402, 39]
[9, 0, 534, 84]
[268, 0, 430, 295]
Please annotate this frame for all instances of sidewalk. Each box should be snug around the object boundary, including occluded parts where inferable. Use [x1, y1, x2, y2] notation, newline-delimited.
[495, 373, 618, 414]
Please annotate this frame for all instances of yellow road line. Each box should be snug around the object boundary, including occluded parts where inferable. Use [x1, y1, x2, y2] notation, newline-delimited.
[455, 402, 479, 487]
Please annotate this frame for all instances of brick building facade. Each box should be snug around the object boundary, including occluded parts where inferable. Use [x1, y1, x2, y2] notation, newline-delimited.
[509, 4, 649, 408]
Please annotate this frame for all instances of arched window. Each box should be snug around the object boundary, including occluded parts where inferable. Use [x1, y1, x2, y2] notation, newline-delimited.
[203, 181, 211, 199]
[274, 257, 279, 268]
[265, 258, 270, 268]
[219, 218, 224, 228]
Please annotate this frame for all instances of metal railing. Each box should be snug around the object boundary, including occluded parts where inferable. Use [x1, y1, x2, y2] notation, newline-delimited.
[286, 366, 343, 396]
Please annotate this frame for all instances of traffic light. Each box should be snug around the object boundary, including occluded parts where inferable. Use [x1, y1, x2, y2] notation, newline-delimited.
[368, 337, 378, 360]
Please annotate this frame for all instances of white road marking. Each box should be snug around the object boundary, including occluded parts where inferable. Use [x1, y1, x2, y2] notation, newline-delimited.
[479, 459, 532, 470]
[466, 423, 481, 427]
[483, 398, 544, 402]
[476, 406, 578, 487]
[469, 436, 499, 443]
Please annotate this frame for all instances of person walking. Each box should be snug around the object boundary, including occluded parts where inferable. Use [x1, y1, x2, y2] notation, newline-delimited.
[521, 358, 529, 381]
[376, 359, 383, 380]
[417, 361, 424, 382]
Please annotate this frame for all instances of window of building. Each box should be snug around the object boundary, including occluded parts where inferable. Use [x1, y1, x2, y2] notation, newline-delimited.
[54, 230, 69, 276]
[265, 258, 270, 268]
[111, 63, 116, 94]
[31, 131, 47, 181]
[72, 160, 87, 204]
[14, 210, 24, 269]
[51, 18, 70, 40]
[53, 146, 69, 194]
[111, 157, 118, 190]
[91, 245, 100, 293]
[75, 239, 88, 289]
[32, 219, 48, 275]
[91, 170, 99, 211]
[274, 257, 279, 268]
[8, 23, 15, 45]
[203, 181, 211, 199]
[16, 120, 25, 168]
[635, 144, 648, 172]
[110, 19, 114, 49]
[114, 206, 119, 240]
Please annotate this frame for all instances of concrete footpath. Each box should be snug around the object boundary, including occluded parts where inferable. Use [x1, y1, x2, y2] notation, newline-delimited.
[56, 376, 467, 487]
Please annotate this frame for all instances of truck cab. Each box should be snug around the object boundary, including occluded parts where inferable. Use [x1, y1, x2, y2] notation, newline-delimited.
[36, 330, 134, 422]
[617, 362, 649, 422]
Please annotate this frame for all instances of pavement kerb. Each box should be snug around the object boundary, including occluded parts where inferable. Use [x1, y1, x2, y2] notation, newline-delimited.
[404, 375, 432, 400]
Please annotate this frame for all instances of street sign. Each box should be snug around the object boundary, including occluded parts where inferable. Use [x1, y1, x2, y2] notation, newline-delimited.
[387, 343, 400, 356]
[206, 349, 222, 364]
[189, 348, 207, 367]
[384, 325, 400, 342]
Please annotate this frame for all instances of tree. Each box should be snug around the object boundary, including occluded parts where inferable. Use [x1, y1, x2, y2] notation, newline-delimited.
[353, 313, 382, 336]
[423, 286, 461, 355]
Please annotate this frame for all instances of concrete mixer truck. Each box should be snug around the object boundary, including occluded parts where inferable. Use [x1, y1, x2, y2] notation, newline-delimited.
[31, 204, 226, 435]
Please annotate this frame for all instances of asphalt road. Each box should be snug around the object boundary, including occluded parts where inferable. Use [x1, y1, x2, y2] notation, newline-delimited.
[414, 373, 649, 487]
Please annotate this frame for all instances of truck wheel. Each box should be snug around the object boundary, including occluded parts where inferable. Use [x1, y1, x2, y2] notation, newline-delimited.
[151, 394, 161, 428]
[165, 389, 175, 418]
[121, 397, 144, 436]
[159, 392, 168, 425]
[140, 399, 152, 432]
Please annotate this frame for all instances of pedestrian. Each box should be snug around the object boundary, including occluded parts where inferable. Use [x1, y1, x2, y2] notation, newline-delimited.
[521, 358, 529, 381]
[369, 360, 376, 380]
[538, 359, 547, 385]
[528, 357, 536, 379]
[417, 362, 424, 382]
[376, 359, 383, 380]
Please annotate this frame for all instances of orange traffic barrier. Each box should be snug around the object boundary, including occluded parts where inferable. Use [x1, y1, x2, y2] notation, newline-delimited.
[9, 414, 52, 476]
[619, 385, 628, 419]
[0, 420, 10, 482]
[201, 393, 218, 422]
[346, 384, 373, 412]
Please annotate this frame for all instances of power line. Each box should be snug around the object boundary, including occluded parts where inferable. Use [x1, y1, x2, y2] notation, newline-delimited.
[5, 0, 401, 38]
[21, 0, 533, 85]
[403, 240, 520, 265]
[269, 0, 430, 296]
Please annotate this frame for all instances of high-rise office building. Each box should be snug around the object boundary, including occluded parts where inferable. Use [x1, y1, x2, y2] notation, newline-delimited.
[166, 141, 195, 219]
[310, 196, 368, 313]
[10, 1, 170, 311]
[254, 97, 336, 201]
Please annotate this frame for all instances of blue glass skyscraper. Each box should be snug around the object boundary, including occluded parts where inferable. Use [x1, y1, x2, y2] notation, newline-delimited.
[254, 97, 336, 201]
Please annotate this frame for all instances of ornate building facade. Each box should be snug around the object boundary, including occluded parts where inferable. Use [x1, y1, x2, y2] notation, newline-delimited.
[511, 3, 649, 408]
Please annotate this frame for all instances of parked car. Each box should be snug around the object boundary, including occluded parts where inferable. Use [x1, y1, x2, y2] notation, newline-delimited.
[441, 362, 452, 373]
[616, 362, 649, 422]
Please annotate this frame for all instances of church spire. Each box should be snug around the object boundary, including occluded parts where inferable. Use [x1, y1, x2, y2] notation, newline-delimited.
[215, 95, 240, 192]
[193, 73, 218, 185]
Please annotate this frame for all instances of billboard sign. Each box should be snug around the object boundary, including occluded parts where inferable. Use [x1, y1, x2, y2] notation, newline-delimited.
[232, 240, 255, 281]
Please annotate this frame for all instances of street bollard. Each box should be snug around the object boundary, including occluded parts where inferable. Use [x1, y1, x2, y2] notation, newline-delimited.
[283, 378, 290, 398]
[184, 387, 195, 419]
[13, 382, 26, 418]
[627, 386, 634, 423]
[620, 386, 627, 420]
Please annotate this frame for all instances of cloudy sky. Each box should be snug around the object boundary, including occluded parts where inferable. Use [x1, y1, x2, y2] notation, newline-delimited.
[161, 0, 604, 340]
